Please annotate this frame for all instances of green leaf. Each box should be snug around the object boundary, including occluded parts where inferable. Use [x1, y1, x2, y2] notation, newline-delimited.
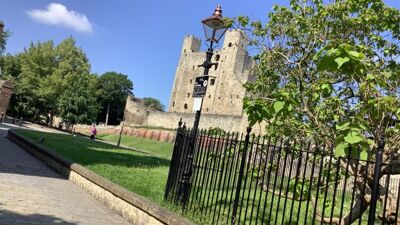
[237, 15, 249, 27]
[366, 74, 375, 81]
[273, 101, 285, 113]
[348, 51, 364, 60]
[344, 132, 363, 144]
[335, 142, 348, 157]
[359, 149, 368, 160]
[335, 57, 350, 69]
[336, 122, 350, 131]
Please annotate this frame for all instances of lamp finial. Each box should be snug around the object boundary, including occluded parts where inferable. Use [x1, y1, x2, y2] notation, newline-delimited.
[213, 5, 222, 17]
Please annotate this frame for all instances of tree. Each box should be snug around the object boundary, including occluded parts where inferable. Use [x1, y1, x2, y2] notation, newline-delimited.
[13, 37, 96, 125]
[53, 37, 94, 126]
[230, 0, 400, 223]
[0, 54, 30, 117]
[0, 54, 22, 81]
[142, 97, 165, 111]
[0, 20, 10, 56]
[96, 72, 133, 125]
[57, 73, 98, 126]
[17, 40, 57, 121]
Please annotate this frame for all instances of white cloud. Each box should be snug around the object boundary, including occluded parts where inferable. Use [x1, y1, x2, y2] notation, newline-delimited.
[26, 3, 93, 34]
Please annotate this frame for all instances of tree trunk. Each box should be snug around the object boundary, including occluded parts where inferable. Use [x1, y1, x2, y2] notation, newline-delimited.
[48, 113, 53, 127]
[105, 102, 110, 125]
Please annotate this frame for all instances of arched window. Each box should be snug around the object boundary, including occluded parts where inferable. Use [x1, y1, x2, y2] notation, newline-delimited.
[215, 54, 220, 61]
[184, 103, 188, 110]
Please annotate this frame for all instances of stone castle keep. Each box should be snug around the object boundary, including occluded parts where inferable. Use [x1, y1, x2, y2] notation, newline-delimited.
[124, 29, 259, 133]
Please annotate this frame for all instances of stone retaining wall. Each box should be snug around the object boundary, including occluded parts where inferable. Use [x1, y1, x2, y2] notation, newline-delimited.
[7, 130, 193, 225]
[73, 124, 177, 143]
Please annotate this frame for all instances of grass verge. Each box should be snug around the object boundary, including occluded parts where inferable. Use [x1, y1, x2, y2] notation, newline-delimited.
[96, 133, 174, 159]
[14, 129, 171, 205]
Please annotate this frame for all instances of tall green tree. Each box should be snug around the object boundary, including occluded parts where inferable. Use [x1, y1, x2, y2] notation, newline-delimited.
[58, 73, 98, 125]
[54, 37, 96, 126]
[0, 20, 9, 56]
[13, 37, 97, 125]
[142, 97, 165, 111]
[96, 71, 133, 125]
[0, 54, 22, 81]
[231, 0, 400, 223]
[17, 41, 57, 121]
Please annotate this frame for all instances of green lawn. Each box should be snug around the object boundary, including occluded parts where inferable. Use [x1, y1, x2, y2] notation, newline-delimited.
[96, 133, 174, 159]
[14, 129, 171, 205]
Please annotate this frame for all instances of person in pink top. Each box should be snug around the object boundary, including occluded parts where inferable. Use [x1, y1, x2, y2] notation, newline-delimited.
[90, 124, 97, 140]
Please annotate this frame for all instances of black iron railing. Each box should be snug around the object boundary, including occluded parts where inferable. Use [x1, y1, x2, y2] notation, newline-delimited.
[164, 122, 400, 225]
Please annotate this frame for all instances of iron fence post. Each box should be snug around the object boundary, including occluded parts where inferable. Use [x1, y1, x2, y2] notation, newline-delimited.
[231, 127, 252, 225]
[368, 136, 384, 225]
[164, 118, 183, 200]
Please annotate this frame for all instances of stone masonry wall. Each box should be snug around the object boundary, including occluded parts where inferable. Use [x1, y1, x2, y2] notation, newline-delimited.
[144, 111, 248, 133]
[0, 80, 13, 115]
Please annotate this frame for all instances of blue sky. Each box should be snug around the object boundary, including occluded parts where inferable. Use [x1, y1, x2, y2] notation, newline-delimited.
[1, 1, 399, 107]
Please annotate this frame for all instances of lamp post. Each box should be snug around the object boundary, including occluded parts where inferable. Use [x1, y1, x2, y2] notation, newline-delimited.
[117, 111, 126, 147]
[178, 5, 228, 207]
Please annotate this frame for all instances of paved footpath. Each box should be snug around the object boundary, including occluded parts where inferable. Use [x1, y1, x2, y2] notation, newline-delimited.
[0, 124, 131, 225]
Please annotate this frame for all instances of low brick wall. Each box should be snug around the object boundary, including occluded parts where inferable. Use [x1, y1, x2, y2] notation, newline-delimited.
[7, 130, 193, 225]
[73, 125, 177, 143]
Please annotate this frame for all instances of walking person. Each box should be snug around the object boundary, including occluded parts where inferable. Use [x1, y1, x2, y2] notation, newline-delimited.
[90, 124, 97, 140]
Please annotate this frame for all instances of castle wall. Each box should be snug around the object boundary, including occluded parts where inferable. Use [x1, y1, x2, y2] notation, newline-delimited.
[124, 96, 148, 125]
[124, 94, 265, 133]
[0, 80, 13, 116]
[145, 111, 247, 132]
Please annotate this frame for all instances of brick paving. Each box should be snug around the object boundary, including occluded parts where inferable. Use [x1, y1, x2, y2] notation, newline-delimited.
[0, 124, 131, 225]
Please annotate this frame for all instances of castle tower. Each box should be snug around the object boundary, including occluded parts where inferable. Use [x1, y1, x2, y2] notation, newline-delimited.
[168, 29, 254, 116]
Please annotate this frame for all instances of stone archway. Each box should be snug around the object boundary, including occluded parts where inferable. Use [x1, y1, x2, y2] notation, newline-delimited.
[0, 80, 13, 115]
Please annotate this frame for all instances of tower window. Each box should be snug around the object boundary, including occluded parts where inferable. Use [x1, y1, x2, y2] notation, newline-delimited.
[187, 93, 190, 97]
[184, 103, 188, 110]
[206, 108, 209, 112]
[228, 43, 232, 47]
[214, 64, 218, 70]
[172, 101, 175, 107]
[208, 95, 211, 98]
[190, 79, 192, 84]
[215, 54, 220, 61]
[192, 65, 195, 71]
[210, 79, 215, 85]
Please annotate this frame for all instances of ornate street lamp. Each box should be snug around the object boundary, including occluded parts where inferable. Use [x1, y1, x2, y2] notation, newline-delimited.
[202, 5, 228, 44]
[178, 5, 228, 207]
